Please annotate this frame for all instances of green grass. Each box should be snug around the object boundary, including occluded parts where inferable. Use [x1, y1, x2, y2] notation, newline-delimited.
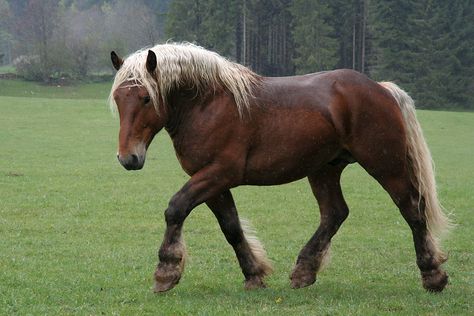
[0, 81, 473, 315]
[0, 64, 16, 74]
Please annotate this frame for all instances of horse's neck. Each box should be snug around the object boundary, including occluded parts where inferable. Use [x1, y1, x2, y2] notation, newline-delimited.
[164, 95, 189, 138]
[164, 85, 213, 137]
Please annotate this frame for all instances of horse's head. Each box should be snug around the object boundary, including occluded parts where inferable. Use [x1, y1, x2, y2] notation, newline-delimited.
[111, 50, 164, 170]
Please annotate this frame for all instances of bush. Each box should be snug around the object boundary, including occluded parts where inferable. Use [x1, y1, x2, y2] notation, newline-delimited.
[13, 55, 43, 81]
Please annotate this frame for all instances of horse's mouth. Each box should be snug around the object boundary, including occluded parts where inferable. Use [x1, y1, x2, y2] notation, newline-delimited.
[117, 154, 145, 170]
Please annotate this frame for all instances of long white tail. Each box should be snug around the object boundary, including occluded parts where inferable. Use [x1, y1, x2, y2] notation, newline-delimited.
[379, 82, 452, 258]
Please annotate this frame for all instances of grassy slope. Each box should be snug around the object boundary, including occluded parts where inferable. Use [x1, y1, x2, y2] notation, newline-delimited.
[0, 81, 473, 315]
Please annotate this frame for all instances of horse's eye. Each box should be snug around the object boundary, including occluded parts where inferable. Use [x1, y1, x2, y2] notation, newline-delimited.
[143, 96, 151, 104]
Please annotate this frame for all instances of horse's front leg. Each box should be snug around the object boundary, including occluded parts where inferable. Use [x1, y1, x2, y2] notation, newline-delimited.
[153, 166, 233, 293]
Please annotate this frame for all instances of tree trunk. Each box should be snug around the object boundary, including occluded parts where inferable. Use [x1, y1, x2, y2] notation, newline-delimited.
[361, 0, 367, 73]
[352, 13, 356, 70]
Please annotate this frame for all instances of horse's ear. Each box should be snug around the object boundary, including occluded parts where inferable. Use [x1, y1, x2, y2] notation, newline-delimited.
[146, 50, 157, 74]
[111, 51, 123, 71]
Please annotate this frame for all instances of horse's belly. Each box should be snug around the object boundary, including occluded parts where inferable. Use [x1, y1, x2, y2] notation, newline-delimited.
[243, 132, 340, 185]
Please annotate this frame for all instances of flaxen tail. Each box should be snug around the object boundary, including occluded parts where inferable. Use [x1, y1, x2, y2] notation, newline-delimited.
[379, 82, 452, 261]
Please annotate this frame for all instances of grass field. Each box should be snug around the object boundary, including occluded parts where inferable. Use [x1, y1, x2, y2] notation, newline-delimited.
[1, 79, 473, 315]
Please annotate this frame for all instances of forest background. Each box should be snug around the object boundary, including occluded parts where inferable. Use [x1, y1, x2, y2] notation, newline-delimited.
[0, 0, 473, 109]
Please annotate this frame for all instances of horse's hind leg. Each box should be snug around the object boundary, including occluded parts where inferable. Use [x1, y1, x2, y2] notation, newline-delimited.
[291, 164, 349, 289]
[354, 147, 448, 291]
[206, 190, 273, 289]
[374, 174, 448, 291]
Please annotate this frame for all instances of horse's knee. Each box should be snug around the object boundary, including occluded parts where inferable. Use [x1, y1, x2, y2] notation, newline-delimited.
[330, 204, 349, 227]
[165, 194, 188, 225]
[337, 205, 349, 222]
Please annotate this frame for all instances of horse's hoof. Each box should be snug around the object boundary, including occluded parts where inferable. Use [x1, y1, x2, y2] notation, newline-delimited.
[153, 263, 182, 293]
[290, 275, 316, 289]
[153, 279, 179, 293]
[290, 267, 316, 289]
[422, 269, 448, 292]
[244, 276, 266, 290]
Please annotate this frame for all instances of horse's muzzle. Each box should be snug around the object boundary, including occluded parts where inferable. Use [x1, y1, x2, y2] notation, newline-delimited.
[117, 154, 144, 170]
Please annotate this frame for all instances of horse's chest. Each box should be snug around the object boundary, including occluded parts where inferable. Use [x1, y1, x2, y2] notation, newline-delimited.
[173, 143, 213, 176]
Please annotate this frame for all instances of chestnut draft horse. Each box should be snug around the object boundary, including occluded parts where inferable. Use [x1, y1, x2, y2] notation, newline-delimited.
[109, 43, 451, 293]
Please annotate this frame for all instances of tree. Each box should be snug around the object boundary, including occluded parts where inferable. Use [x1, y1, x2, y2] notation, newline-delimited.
[0, 0, 12, 65]
[103, 0, 160, 53]
[245, 0, 294, 75]
[370, 0, 474, 108]
[369, 0, 426, 91]
[291, 0, 337, 73]
[166, 0, 239, 60]
[166, 0, 203, 43]
[14, 0, 61, 80]
[61, 4, 104, 77]
[327, 0, 370, 73]
[200, 0, 239, 57]
[2, 0, 472, 109]
[166, 0, 294, 76]
[415, 0, 474, 109]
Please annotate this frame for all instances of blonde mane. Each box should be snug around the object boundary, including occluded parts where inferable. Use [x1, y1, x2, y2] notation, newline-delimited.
[109, 42, 261, 116]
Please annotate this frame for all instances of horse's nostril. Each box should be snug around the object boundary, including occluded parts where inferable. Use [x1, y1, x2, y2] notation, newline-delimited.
[117, 153, 144, 170]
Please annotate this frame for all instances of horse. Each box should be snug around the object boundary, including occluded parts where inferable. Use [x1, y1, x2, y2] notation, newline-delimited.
[109, 43, 451, 293]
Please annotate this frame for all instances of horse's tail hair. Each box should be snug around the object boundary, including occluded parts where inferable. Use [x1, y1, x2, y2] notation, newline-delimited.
[240, 218, 273, 276]
[379, 81, 452, 262]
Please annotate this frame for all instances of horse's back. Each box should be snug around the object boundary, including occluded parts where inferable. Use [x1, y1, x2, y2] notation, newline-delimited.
[256, 69, 403, 144]
[244, 69, 406, 184]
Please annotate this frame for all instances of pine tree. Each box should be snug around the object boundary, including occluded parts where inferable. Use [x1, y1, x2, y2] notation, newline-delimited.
[200, 0, 239, 57]
[370, 0, 425, 89]
[370, 0, 474, 108]
[328, 0, 370, 73]
[290, 0, 338, 74]
[420, 0, 474, 109]
[165, 0, 202, 43]
[166, 0, 238, 59]
[241, 0, 293, 75]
